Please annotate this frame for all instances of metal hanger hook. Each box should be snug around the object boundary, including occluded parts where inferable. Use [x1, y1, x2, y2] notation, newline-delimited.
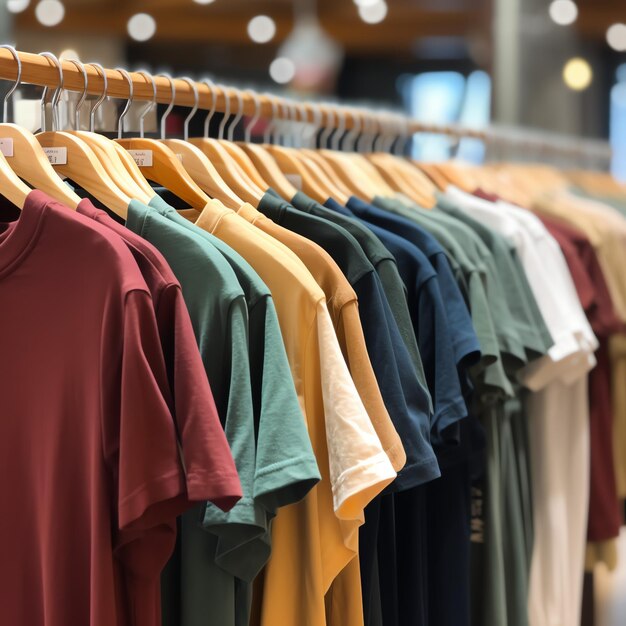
[87, 63, 107, 133]
[244, 89, 261, 144]
[342, 108, 362, 153]
[217, 84, 231, 141]
[157, 73, 175, 140]
[319, 105, 334, 149]
[330, 105, 346, 151]
[0, 44, 21, 123]
[179, 77, 198, 141]
[200, 78, 217, 138]
[115, 68, 133, 139]
[66, 59, 87, 130]
[278, 99, 290, 147]
[39, 51, 64, 132]
[225, 86, 243, 142]
[136, 70, 156, 138]
[263, 93, 279, 144]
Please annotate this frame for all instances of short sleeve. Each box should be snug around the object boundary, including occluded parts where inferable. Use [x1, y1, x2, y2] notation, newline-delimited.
[201, 296, 270, 582]
[102, 289, 191, 534]
[316, 301, 397, 521]
[156, 283, 243, 510]
[251, 297, 321, 515]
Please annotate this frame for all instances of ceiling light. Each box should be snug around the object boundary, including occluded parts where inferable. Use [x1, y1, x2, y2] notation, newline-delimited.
[247, 15, 276, 44]
[59, 49, 79, 61]
[548, 0, 578, 26]
[193, 0, 216, 4]
[269, 57, 296, 84]
[607, 23, 626, 52]
[358, 1, 388, 25]
[35, 0, 65, 27]
[127, 13, 157, 42]
[7, 0, 30, 14]
[563, 57, 593, 91]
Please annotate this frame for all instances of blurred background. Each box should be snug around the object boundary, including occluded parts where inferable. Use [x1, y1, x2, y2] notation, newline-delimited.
[1, 0, 625, 176]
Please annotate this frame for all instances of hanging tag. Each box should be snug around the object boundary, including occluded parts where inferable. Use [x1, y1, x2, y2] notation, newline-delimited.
[285, 174, 302, 190]
[127, 149, 153, 167]
[43, 147, 68, 165]
[0, 138, 14, 157]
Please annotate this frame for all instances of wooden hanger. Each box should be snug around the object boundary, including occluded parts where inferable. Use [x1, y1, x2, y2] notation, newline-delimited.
[0, 45, 80, 208]
[0, 151, 31, 209]
[65, 62, 153, 204]
[35, 52, 132, 218]
[237, 93, 298, 200]
[316, 105, 379, 201]
[116, 72, 212, 210]
[159, 77, 243, 210]
[188, 80, 263, 205]
[262, 97, 333, 203]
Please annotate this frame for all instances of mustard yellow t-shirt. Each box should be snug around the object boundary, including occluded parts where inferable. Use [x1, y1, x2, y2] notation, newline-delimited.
[193, 202, 396, 626]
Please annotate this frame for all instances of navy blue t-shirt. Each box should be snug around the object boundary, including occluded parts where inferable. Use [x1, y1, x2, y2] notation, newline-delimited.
[258, 190, 439, 490]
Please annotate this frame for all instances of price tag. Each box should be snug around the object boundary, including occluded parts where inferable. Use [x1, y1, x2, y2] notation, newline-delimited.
[285, 174, 302, 190]
[43, 147, 67, 165]
[127, 149, 153, 167]
[0, 138, 14, 157]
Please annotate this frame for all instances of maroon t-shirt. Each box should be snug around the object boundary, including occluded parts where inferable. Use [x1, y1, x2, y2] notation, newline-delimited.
[0, 191, 240, 625]
[73, 197, 242, 625]
[539, 214, 623, 542]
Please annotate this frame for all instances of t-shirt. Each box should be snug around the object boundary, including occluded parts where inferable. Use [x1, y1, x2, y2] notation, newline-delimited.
[290, 192, 430, 403]
[192, 201, 397, 626]
[322, 198, 479, 626]
[235, 201, 407, 475]
[446, 187, 595, 389]
[444, 187, 596, 626]
[258, 190, 438, 483]
[0, 191, 239, 626]
[130, 196, 320, 626]
[235, 201, 411, 626]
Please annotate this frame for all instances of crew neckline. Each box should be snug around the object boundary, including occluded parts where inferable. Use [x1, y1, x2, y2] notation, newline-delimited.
[0, 189, 49, 278]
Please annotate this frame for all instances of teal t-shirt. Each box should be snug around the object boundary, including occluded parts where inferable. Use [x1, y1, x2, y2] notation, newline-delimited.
[128, 199, 319, 626]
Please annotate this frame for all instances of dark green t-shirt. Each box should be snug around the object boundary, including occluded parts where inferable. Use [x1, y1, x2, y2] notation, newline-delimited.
[287, 190, 430, 400]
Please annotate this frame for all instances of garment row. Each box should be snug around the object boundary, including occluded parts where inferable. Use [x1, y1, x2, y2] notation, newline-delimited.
[1, 163, 625, 626]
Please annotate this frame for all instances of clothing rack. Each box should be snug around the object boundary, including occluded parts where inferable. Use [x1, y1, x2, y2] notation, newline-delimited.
[0, 47, 612, 164]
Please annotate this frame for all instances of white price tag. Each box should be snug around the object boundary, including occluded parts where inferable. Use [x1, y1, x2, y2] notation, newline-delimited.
[127, 149, 153, 167]
[43, 147, 67, 165]
[285, 174, 302, 190]
[0, 138, 14, 157]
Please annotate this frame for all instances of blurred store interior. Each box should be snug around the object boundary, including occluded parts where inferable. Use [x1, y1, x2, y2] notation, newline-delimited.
[2, 0, 626, 175]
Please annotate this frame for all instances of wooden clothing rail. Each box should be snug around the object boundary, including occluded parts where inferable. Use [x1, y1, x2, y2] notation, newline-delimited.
[0, 47, 613, 162]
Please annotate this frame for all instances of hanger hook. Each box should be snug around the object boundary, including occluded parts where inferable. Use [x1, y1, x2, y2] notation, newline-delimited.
[277, 99, 290, 146]
[343, 108, 361, 153]
[263, 93, 279, 145]
[114, 68, 133, 139]
[200, 78, 217, 138]
[86, 63, 107, 133]
[66, 59, 87, 130]
[283, 99, 295, 148]
[136, 70, 156, 138]
[356, 113, 372, 153]
[225, 86, 243, 142]
[217, 84, 231, 141]
[0, 45, 21, 123]
[290, 100, 303, 149]
[330, 105, 346, 151]
[297, 101, 312, 148]
[157, 73, 175, 140]
[39, 51, 64, 132]
[319, 105, 334, 149]
[179, 76, 198, 141]
[244, 89, 261, 143]
[309, 103, 322, 149]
